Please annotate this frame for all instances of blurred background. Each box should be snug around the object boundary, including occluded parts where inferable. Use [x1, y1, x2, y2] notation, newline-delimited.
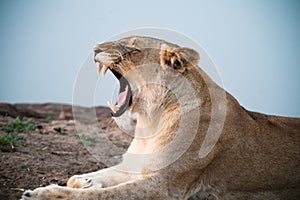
[0, 0, 299, 117]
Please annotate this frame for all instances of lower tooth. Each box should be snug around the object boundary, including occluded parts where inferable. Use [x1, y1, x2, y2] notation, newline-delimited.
[107, 101, 119, 113]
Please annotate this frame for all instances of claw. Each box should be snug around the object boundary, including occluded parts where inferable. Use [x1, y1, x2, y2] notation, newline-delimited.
[21, 190, 33, 200]
[82, 178, 93, 188]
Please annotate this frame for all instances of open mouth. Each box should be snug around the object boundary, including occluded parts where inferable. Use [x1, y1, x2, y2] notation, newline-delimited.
[95, 62, 132, 117]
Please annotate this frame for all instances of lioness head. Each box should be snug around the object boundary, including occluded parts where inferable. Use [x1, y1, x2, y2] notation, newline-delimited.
[93, 36, 200, 119]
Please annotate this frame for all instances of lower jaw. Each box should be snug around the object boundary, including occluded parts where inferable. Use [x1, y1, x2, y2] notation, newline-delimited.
[110, 78, 132, 117]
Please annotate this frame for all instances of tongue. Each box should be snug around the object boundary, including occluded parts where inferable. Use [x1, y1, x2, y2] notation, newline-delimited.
[117, 85, 128, 107]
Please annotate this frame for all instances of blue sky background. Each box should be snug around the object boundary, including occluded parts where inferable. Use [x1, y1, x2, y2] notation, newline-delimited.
[0, 0, 299, 117]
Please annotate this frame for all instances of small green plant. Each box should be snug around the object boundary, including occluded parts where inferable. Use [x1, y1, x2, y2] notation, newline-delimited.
[0, 133, 23, 152]
[46, 116, 54, 122]
[1, 117, 36, 133]
[75, 133, 96, 147]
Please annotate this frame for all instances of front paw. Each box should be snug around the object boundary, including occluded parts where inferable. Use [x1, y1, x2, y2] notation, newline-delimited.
[21, 187, 48, 200]
[67, 175, 94, 188]
[21, 185, 75, 200]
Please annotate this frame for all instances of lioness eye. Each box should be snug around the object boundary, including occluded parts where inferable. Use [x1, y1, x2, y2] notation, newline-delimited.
[165, 60, 171, 66]
[173, 59, 181, 69]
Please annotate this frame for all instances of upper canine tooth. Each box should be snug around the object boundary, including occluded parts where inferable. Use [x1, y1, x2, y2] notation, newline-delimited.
[96, 63, 102, 74]
[102, 65, 109, 76]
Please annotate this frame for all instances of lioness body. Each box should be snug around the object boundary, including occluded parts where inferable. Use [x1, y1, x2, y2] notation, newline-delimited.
[22, 36, 300, 200]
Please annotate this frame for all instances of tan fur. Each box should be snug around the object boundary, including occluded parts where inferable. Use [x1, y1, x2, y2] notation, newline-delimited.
[22, 36, 300, 200]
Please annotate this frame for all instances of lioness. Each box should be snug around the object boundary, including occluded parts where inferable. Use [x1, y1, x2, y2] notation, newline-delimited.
[22, 36, 300, 200]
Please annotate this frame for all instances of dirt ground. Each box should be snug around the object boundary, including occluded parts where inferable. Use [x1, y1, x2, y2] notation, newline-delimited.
[0, 103, 132, 200]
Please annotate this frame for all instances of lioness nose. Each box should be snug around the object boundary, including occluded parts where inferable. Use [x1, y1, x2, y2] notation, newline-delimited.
[93, 45, 102, 53]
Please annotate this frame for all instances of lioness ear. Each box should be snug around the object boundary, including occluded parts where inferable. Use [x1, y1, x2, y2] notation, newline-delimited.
[160, 44, 200, 73]
[174, 47, 200, 67]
